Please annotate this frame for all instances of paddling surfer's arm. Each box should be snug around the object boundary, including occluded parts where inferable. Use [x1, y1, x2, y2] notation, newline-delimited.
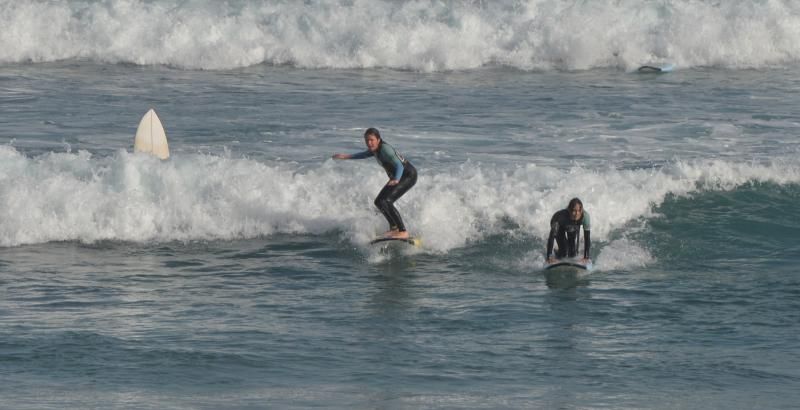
[580, 211, 591, 264]
[581, 230, 591, 264]
[546, 219, 559, 264]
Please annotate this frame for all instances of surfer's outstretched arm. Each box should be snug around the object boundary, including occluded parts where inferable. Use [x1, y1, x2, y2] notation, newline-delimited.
[333, 150, 372, 160]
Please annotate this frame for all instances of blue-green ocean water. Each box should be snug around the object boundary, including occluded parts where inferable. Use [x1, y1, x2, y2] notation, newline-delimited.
[3, 1, 800, 408]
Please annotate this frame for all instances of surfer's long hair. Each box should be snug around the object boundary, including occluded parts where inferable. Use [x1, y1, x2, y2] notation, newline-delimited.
[567, 198, 585, 226]
[364, 127, 382, 141]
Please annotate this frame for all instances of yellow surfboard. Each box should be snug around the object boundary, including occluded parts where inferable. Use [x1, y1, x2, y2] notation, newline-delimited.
[369, 237, 422, 247]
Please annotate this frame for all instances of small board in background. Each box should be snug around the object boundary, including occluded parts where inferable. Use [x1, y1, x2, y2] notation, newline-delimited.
[637, 63, 674, 73]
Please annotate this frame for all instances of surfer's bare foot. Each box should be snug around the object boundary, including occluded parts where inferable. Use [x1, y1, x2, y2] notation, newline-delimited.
[388, 231, 409, 239]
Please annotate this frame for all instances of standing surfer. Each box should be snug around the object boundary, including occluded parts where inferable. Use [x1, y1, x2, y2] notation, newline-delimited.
[333, 128, 417, 239]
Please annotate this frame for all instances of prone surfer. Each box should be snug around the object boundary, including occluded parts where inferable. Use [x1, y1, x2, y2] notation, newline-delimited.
[546, 198, 591, 264]
[333, 128, 417, 239]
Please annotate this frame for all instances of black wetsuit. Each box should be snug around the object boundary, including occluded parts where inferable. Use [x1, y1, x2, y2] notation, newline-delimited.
[546, 209, 591, 259]
[351, 142, 417, 232]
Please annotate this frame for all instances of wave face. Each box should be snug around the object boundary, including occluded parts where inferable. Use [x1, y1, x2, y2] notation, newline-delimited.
[2, 0, 800, 71]
[2, 146, 798, 252]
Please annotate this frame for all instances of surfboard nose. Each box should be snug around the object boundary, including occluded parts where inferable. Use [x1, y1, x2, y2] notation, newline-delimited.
[133, 108, 170, 159]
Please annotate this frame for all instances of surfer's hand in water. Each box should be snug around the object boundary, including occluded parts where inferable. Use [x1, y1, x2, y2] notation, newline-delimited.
[387, 179, 399, 186]
[332, 153, 350, 159]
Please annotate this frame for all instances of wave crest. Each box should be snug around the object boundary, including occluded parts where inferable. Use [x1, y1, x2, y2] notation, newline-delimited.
[2, 0, 799, 71]
[1, 146, 799, 249]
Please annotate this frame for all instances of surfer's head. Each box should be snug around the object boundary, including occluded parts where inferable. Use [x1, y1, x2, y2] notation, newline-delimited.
[364, 127, 382, 152]
[567, 198, 583, 221]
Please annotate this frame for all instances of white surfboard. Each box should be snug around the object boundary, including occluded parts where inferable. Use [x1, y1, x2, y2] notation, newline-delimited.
[134, 108, 170, 159]
[543, 258, 593, 288]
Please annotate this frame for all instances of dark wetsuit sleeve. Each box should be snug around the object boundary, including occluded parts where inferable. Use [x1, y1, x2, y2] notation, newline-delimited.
[582, 211, 591, 259]
[546, 214, 559, 258]
[583, 230, 591, 259]
[349, 150, 373, 159]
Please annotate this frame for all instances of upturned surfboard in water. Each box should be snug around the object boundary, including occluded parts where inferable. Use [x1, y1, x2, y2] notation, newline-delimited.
[134, 108, 170, 159]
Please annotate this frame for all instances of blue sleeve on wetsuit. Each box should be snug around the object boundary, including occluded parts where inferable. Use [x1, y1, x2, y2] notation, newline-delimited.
[349, 150, 373, 159]
[379, 144, 404, 180]
[391, 157, 404, 180]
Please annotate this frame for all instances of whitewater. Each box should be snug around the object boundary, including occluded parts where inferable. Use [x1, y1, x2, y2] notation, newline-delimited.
[2, 1, 800, 409]
[3, 0, 800, 70]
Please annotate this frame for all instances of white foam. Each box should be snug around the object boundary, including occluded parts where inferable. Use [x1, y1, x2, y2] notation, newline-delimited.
[0, 146, 799, 249]
[594, 238, 654, 271]
[2, 0, 799, 71]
